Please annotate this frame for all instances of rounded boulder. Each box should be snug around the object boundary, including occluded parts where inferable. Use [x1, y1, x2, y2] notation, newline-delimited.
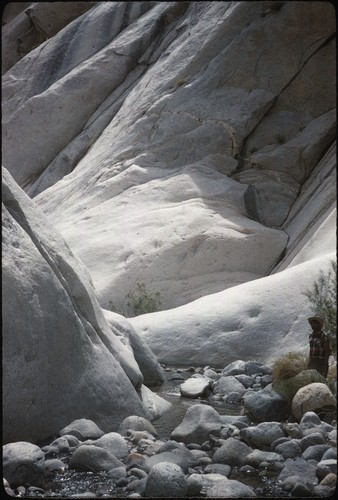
[292, 383, 336, 421]
[170, 404, 221, 445]
[118, 415, 158, 437]
[3, 441, 45, 487]
[144, 462, 188, 497]
[69, 444, 124, 472]
[60, 418, 105, 440]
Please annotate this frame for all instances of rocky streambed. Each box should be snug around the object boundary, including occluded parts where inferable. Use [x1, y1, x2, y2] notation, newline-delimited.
[3, 361, 337, 498]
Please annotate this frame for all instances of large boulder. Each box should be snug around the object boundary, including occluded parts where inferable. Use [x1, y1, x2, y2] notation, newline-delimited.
[170, 404, 222, 445]
[2, 442, 45, 487]
[277, 457, 318, 489]
[60, 419, 105, 441]
[69, 444, 124, 472]
[138, 385, 172, 420]
[213, 375, 246, 398]
[2, 167, 165, 444]
[141, 450, 197, 474]
[207, 478, 256, 498]
[292, 383, 337, 421]
[117, 415, 158, 438]
[89, 432, 129, 461]
[245, 449, 285, 468]
[242, 386, 290, 422]
[144, 462, 188, 498]
[212, 437, 252, 467]
[180, 375, 212, 398]
[239, 422, 285, 447]
[187, 473, 229, 497]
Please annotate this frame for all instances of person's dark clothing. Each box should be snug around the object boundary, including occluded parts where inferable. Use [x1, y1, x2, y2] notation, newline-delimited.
[307, 331, 331, 378]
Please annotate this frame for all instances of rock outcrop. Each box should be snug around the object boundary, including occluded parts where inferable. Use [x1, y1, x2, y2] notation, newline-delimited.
[2, 1, 335, 315]
[2, 167, 166, 444]
[1, 1, 336, 439]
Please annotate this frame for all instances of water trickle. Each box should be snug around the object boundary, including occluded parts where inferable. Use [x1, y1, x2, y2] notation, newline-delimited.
[151, 366, 243, 438]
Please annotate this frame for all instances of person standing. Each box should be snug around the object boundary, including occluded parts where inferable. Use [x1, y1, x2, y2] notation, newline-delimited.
[307, 316, 331, 378]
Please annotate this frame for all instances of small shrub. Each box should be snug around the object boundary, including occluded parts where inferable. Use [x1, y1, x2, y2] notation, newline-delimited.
[272, 352, 308, 381]
[303, 260, 337, 354]
[109, 282, 162, 317]
[124, 282, 162, 317]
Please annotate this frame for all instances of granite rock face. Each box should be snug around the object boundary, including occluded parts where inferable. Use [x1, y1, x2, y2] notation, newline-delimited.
[2, 167, 166, 444]
[2, 2, 335, 314]
[1, 0, 336, 432]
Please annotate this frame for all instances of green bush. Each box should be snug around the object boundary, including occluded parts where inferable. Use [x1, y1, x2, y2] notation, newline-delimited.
[110, 282, 162, 317]
[303, 260, 337, 353]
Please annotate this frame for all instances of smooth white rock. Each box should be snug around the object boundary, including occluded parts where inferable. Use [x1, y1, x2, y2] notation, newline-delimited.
[2, 167, 162, 444]
[180, 376, 212, 398]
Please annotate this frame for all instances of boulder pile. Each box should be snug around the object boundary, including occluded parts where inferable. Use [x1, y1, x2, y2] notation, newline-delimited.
[178, 360, 336, 423]
[3, 360, 337, 498]
[3, 410, 336, 498]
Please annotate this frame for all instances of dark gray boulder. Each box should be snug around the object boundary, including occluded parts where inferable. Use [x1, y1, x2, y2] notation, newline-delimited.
[243, 385, 290, 422]
[3, 442, 45, 487]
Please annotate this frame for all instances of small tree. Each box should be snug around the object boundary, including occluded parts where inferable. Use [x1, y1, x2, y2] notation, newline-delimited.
[303, 260, 336, 354]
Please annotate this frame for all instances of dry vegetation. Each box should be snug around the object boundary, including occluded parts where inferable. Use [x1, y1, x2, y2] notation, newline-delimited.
[271, 352, 308, 381]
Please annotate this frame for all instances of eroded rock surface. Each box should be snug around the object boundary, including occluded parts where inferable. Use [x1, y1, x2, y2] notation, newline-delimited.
[1, 1, 336, 443]
[2, 167, 166, 444]
[2, 2, 335, 323]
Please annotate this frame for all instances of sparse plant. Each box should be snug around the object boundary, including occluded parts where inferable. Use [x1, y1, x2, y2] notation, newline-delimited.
[272, 351, 327, 403]
[303, 260, 337, 354]
[271, 352, 308, 381]
[110, 282, 162, 317]
[126, 282, 162, 316]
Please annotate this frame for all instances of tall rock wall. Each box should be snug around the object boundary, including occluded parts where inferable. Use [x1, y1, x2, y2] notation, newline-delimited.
[2, 2, 336, 367]
[2, 167, 165, 444]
